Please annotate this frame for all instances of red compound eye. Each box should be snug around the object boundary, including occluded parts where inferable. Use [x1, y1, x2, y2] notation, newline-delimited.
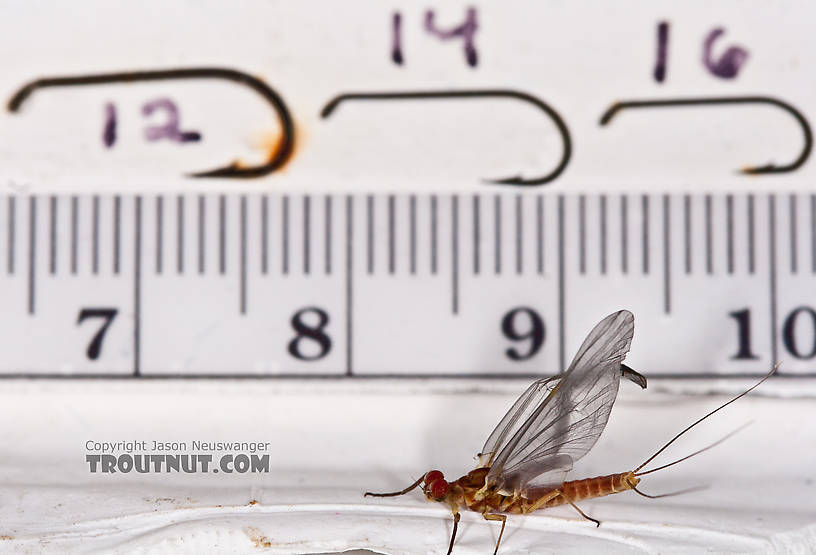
[428, 479, 449, 499]
[424, 470, 444, 484]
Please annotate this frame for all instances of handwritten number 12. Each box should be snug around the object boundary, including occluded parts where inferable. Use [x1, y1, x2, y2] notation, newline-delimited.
[103, 97, 201, 148]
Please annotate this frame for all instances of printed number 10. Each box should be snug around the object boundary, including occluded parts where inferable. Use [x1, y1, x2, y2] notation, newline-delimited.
[730, 307, 816, 360]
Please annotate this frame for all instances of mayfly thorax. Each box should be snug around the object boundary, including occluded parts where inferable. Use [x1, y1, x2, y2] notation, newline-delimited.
[365, 310, 776, 554]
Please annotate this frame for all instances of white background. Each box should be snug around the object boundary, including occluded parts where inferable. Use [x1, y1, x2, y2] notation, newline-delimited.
[0, 2, 814, 554]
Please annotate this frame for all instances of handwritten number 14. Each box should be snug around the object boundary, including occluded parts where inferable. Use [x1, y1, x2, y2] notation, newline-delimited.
[392, 8, 479, 67]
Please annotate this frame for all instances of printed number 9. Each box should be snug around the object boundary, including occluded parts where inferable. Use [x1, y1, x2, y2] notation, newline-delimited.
[501, 307, 545, 361]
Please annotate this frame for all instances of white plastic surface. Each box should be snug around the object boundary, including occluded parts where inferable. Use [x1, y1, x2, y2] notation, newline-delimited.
[0, 378, 812, 553]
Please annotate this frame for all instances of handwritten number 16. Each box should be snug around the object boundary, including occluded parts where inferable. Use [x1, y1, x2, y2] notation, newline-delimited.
[653, 22, 749, 82]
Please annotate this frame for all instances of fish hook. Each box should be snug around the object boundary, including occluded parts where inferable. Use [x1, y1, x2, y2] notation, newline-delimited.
[599, 95, 812, 175]
[321, 89, 571, 186]
[7, 67, 295, 178]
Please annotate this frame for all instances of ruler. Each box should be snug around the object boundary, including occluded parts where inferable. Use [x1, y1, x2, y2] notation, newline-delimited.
[0, 191, 813, 378]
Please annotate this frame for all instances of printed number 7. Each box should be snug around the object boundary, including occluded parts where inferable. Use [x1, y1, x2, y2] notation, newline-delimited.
[77, 308, 119, 360]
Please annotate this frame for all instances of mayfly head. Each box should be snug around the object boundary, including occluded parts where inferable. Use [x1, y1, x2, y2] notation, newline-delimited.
[421, 469, 450, 501]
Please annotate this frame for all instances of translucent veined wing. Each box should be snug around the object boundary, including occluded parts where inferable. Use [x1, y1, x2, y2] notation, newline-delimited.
[477, 376, 560, 468]
[476, 365, 646, 469]
[484, 310, 635, 497]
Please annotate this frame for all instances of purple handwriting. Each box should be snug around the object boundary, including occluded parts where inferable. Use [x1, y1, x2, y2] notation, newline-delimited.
[142, 98, 201, 142]
[391, 12, 404, 65]
[102, 102, 117, 148]
[424, 7, 478, 67]
[653, 21, 669, 83]
[703, 28, 749, 79]
[390, 7, 478, 67]
[102, 97, 201, 148]
[652, 22, 750, 82]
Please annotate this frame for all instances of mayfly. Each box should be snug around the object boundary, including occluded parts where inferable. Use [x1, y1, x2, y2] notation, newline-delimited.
[365, 310, 775, 554]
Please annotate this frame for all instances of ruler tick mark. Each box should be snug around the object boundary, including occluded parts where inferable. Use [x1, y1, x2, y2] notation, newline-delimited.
[7, 197, 15, 275]
[325, 195, 332, 275]
[557, 195, 565, 372]
[113, 196, 121, 275]
[516, 194, 523, 275]
[620, 195, 628, 274]
[92, 196, 99, 275]
[662, 194, 671, 314]
[641, 194, 649, 275]
[282, 195, 289, 275]
[494, 195, 501, 275]
[49, 195, 57, 275]
[134, 196, 142, 376]
[431, 195, 438, 275]
[578, 194, 586, 274]
[600, 194, 607, 275]
[811, 194, 816, 274]
[366, 195, 374, 275]
[240, 195, 247, 314]
[70, 196, 77, 275]
[219, 195, 226, 275]
[27, 196, 36, 315]
[388, 195, 395, 275]
[683, 194, 691, 274]
[345, 195, 353, 376]
[790, 194, 798, 274]
[304, 195, 311, 275]
[704, 195, 712, 275]
[748, 194, 756, 274]
[769, 194, 778, 367]
[261, 195, 268, 275]
[156, 195, 163, 275]
[452, 195, 459, 314]
[473, 195, 480, 275]
[197, 195, 205, 275]
[409, 195, 416, 275]
[177, 195, 184, 274]
[536, 195, 544, 275]
[726, 194, 734, 275]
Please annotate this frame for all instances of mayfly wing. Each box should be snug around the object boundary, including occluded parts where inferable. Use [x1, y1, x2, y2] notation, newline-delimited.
[477, 376, 561, 468]
[476, 365, 646, 468]
[485, 310, 635, 497]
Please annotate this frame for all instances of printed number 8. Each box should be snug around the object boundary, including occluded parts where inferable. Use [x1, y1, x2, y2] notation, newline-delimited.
[288, 307, 332, 361]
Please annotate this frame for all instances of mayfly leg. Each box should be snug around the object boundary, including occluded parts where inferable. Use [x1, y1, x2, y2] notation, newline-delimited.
[364, 475, 423, 497]
[482, 512, 507, 555]
[561, 496, 601, 527]
[446, 509, 460, 555]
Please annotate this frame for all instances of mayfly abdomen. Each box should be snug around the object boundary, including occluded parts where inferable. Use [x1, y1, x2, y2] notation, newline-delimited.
[540, 472, 639, 508]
